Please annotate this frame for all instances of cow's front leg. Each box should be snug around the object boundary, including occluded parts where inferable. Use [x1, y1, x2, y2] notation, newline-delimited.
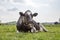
[30, 27, 38, 33]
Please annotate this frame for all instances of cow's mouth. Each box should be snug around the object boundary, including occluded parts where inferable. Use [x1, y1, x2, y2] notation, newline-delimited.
[24, 22, 34, 28]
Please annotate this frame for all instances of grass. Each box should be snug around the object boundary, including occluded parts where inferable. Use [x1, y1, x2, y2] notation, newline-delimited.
[0, 24, 60, 40]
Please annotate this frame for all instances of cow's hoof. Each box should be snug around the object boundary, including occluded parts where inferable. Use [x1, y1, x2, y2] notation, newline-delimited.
[45, 30, 48, 32]
[44, 30, 48, 32]
[17, 30, 20, 33]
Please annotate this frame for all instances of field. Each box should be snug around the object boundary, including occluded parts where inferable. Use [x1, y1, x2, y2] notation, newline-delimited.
[0, 24, 60, 40]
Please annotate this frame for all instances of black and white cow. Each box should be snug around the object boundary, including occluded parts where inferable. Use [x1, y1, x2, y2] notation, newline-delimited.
[16, 10, 48, 33]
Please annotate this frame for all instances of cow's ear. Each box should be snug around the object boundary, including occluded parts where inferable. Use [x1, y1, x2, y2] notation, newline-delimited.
[33, 13, 38, 16]
[19, 12, 24, 16]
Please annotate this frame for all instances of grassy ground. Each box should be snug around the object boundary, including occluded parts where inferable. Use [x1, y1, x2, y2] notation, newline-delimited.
[0, 24, 60, 40]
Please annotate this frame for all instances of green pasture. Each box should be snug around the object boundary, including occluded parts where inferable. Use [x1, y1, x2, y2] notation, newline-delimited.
[0, 24, 60, 40]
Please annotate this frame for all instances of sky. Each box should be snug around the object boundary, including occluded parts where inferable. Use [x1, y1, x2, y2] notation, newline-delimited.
[0, 0, 60, 23]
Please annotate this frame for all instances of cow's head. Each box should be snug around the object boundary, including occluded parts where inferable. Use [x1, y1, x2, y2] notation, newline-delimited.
[19, 10, 38, 24]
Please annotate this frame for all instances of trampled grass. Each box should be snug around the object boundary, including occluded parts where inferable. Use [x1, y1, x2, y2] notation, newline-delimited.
[0, 24, 60, 40]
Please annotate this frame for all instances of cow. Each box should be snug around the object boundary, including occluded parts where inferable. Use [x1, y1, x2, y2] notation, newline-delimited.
[16, 10, 38, 33]
[16, 10, 48, 33]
